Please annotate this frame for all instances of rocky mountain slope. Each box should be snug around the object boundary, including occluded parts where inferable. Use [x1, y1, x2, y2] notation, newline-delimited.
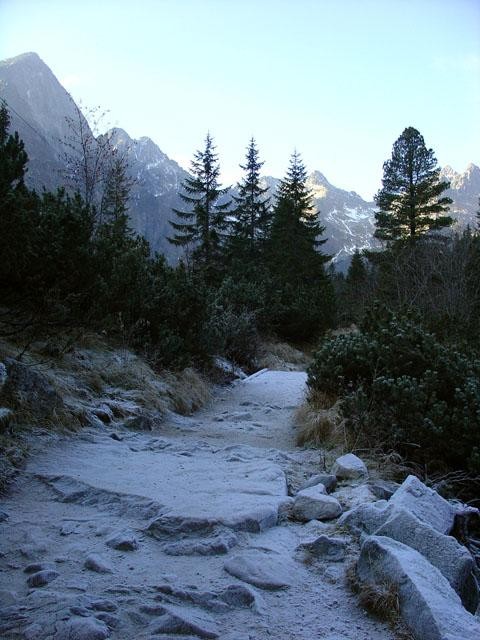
[1, 51, 479, 265]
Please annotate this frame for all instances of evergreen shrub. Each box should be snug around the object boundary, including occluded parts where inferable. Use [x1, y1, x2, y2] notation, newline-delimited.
[307, 309, 480, 472]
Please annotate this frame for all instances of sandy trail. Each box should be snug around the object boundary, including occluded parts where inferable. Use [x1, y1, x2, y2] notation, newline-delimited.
[0, 370, 394, 639]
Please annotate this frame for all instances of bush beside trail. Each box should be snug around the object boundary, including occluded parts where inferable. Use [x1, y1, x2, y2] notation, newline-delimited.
[307, 309, 480, 475]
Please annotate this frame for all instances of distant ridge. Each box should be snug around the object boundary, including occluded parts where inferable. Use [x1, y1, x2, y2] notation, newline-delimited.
[1, 51, 479, 263]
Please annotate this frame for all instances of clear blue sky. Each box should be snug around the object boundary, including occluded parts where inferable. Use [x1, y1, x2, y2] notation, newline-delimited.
[1, 0, 479, 199]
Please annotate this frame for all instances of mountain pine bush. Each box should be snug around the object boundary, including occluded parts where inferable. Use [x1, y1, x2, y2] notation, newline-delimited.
[307, 309, 480, 472]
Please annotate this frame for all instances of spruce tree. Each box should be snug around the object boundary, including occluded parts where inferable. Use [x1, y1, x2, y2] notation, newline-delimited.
[265, 151, 333, 339]
[230, 137, 271, 261]
[268, 150, 328, 282]
[0, 103, 39, 295]
[169, 133, 230, 274]
[374, 127, 452, 243]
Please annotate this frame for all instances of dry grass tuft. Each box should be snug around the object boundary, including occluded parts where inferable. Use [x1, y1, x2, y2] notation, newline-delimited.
[346, 562, 400, 625]
[295, 389, 345, 448]
[165, 368, 211, 415]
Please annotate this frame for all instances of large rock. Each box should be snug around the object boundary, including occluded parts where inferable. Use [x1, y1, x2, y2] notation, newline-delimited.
[376, 508, 479, 613]
[339, 476, 458, 538]
[357, 535, 480, 640]
[332, 453, 367, 479]
[292, 486, 342, 522]
[224, 551, 292, 590]
[388, 475, 457, 535]
[338, 501, 389, 536]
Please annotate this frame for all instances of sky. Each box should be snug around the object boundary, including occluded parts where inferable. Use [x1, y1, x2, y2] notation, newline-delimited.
[0, 0, 479, 200]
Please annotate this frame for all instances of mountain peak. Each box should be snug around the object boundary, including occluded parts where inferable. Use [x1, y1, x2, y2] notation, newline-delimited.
[0, 51, 45, 69]
[308, 170, 331, 186]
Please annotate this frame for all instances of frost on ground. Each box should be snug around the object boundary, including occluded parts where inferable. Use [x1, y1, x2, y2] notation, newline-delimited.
[0, 370, 397, 639]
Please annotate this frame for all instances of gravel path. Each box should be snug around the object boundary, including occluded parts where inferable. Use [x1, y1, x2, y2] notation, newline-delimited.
[0, 370, 395, 639]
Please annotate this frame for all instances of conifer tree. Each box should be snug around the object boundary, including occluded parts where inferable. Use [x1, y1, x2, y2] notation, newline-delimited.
[0, 103, 39, 294]
[265, 151, 333, 339]
[230, 138, 271, 261]
[374, 127, 452, 243]
[169, 133, 230, 274]
[268, 150, 328, 282]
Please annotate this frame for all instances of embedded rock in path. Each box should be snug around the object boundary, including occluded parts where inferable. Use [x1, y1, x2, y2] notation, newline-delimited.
[106, 531, 138, 551]
[375, 508, 479, 613]
[332, 453, 367, 480]
[388, 475, 457, 535]
[84, 554, 113, 574]
[162, 530, 238, 556]
[357, 535, 480, 640]
[224, 551, 292, 590]
[26, 569, 59, 588]
[218, 584, 257, 608]
[53, 616, 110, 640]
[149, 604, 219, 639]
[297, 534, 347, 562]
[300, 473, 337, 493]
[292, 486, 342, 522]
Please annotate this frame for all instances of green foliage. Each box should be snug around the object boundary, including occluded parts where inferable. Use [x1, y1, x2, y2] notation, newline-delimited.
[308, 309, 480, 473]
[263, 151, 334, 340]
[169, 133, 230, 278]
[374, 127, 452, 243]
[228, 137, 271, 265]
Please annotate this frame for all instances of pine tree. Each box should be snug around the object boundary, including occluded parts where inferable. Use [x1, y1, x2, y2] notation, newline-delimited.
[0, 102, 39, 295]
[374, 127, 452, 243]
[169, 133, 230, 274]
[0, 102, 28, 198]
[265, 151, 334, 339]
[229, 138, 271, 261]
[341, 248, 369, 323]
[268, 150, 328, 282]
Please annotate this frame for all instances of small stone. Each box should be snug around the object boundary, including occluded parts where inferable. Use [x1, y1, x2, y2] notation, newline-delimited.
[332, 453, 368, 480]
[149, 604, 218, 639]
[106, 532, 138, 551]
[26, 570, 59, 588]
[300, 474, 337, 493]
[219, 584, 256, 608]
[292, 487, 342, 522]
[53, 616, 110, 640]
[298, 535, 347, 562]
[24, 562, 54, 574]
[224, 552, 291, 590]
[84, 554, 113, 574]
[109, 433, 123, 441]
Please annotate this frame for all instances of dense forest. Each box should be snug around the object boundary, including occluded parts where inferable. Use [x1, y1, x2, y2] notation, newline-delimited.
[1, 100, 480, 487]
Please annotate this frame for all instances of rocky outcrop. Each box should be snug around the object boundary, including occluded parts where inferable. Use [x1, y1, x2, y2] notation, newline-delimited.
[357, 536, 480, 640]
[343, 475, 480, 637]
[376, 508, 479, 613]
